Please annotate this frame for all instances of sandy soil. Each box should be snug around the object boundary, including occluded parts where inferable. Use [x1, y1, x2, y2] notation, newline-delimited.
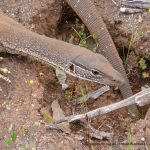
[0, 0, 149, 149]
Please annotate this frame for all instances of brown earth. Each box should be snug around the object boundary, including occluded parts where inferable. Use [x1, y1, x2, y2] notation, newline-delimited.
[0, 0, 62, 37]
[0, 0, 150, 150]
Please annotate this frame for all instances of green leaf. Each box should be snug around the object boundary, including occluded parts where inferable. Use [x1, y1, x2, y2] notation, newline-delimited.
[127, 127, 134, 150]
[92, 35, 98, 43]
[138, 58, 147, 70]
[7, 139, 13, 145]
[80, 40, 88, 49]
[75, 18, 79, 25]
[11, 132, 17, 142]
[64, 90, 72, 100]
[6, 132, 17, 146]
[43, 112, 55, 123]
[142, 72, 149, 78]
[79, 86, 87, 106]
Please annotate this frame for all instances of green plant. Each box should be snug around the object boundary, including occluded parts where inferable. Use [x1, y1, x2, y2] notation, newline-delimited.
[131, 110, 144, 119]
[142, 72, 149, 78]
[79, 85, 87, 107]
[43, 112, 55, 123]
[123, 28, 148, 68]
[138, 57, 147, 70]
[138, 54, 150, 79]
[123, 34, 136, 68]
[73, 19, 98, 51]
[127, 127, 134, 150]
[2, 102, 11, 110]
[6, 132, 17, 146]
[137, 28, 147, 37]
[64, 90, 72, 100]
[73, 25, 89, 48]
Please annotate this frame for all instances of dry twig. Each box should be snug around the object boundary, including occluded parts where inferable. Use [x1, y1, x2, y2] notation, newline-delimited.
[122, 0, 150, 9]
[71, 86, 110, 105]
[56, 88, 150, 123]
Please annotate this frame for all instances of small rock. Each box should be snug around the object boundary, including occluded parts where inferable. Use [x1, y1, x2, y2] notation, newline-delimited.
[51, 100, 71, 133]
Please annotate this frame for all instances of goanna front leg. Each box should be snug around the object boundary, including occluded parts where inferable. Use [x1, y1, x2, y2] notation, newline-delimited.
[55, 68, 110, 104]
[55, 68, 69, 90]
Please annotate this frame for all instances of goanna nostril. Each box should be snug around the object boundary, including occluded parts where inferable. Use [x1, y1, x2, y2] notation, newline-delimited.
[112, 78, 117, 82]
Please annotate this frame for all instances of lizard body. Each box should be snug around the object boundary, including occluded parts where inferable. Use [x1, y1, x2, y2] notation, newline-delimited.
[0, 12, 125, 86]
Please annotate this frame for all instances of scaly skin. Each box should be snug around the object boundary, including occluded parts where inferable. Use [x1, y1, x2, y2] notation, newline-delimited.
[65, 0, 139, 113]
[0, 12, 125, 86]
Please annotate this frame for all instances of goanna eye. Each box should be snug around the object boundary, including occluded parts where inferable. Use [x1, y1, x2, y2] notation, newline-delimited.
[112, 78, 116, 82]
[91, 70, 99, 75]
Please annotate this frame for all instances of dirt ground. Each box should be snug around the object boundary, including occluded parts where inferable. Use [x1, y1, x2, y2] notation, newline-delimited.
[0, 0, 150, 150]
